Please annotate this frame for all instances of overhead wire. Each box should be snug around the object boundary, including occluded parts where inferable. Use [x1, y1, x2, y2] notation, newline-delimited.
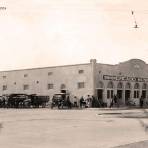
[131, 10, 139, 28]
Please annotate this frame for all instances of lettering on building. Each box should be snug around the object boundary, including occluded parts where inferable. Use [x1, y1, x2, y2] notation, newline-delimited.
[103, 75, 148, 82]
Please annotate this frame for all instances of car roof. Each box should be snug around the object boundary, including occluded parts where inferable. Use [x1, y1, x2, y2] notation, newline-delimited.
[54, 93, 66, 95]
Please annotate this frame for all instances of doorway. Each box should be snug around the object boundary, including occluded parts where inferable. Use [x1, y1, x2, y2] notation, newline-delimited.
[97, 89, 104, 107]
[61, 90, 66, 94]
[142, 90, 146, 98]
[117, 90, 122, 99]
[125, 90, 131, 104]
[97, 89, 103, 100]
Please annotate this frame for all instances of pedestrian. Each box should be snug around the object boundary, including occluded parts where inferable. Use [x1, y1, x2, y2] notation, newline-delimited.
[114, 95, 117, 104]
[110, 96, 115, 108]
[97, 96, 102, 107]
[80, 96, 84, 108]
[66, 96, 72, 109]
[86, 95, 92, 108]
[73, 96, 78, 107]
[92, 96, 96, 108]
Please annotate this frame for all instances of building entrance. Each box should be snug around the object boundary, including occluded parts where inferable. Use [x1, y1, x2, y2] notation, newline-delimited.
[117, 90, 122, 99]
[97, 89, 103, 101]
[142, 90, 146, 98]
[61, 90, 66, 94]
[125, 90, 131, 104]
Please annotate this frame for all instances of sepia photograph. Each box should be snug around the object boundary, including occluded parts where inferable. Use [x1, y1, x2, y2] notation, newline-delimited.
[0, 0, 148, 148]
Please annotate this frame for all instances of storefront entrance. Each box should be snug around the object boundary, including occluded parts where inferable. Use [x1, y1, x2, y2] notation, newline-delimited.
[97, 89, 103, 101]
[117, 82, 123, 104]
[125, 90, 131, 104]
[96, 81, 104, 106]
[117, 90, 122, 99]
[142, 90, 146, 98]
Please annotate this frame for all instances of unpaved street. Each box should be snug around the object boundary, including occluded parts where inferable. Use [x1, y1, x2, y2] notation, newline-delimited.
[0, 108, 148, 148]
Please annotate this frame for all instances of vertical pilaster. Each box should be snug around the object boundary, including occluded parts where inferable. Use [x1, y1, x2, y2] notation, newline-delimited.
[131, 88, 134, 99]
[103, 89, 107, 104]
[122, 89, 125, 105]
[90, 59, 97, 97]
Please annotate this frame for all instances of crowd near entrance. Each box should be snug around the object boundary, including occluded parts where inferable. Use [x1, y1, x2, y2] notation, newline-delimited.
[96, 80, 148, 107]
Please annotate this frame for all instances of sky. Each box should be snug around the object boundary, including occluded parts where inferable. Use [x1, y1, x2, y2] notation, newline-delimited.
[0, 0, 148, 70]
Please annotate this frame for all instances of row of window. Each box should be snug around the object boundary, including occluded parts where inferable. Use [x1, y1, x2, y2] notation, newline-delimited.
[107, 90, 146, 99]
[2, 82, 85, 91]
[1, 70, 85, 79]
[97, 81, 147, 89]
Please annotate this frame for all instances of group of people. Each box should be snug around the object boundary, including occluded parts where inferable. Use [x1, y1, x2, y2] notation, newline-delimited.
[51, 94, 105, 109]
[66, 95, 93, 108]
[109, 94, 120, 108]
[62, 95, 104, 108]
[109, 94, 146, 108]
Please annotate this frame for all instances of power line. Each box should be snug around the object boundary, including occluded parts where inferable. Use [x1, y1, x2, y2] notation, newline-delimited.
[131, 10, 139, 28]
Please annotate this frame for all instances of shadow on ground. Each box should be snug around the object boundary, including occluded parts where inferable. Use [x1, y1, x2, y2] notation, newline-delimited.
[0, 123, 3, 132]
[113, 140, 148, 148]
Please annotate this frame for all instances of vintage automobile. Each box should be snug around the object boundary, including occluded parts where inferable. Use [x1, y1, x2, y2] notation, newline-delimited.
[29, 94, 49, 108]
[51, 93, 72, 109]
[7, 94, 29, 108]
[6, 93, 49, 108]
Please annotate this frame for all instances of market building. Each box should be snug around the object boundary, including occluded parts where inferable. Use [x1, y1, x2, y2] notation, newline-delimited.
[0, 59, 148, 106]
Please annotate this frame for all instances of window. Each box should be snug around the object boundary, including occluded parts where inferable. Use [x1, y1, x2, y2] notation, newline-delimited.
[97, 81, 104, 88]
[107, 81, 114, 99]
[107, 90, 113, 99]
[142, 83, 147, 89]
[48, 72, 53, 76]
[134, 90, 139, 98]
[3, 76, 6, 79]
[125, 83, 131, 89]
[107, 90, 110, 99]
[61, 84, 66, 90]
[134, 83, 139, 89]
[107, 81, 114, 89]
[134, 83, 140, 98]
[24, 74, 28, 77]
[48, 84, 54, 89]
[117, 82, 123, 89]
[78, 70, 84, 74]
[2, 85, 7, 91]
[78, 82, 85, 89]
[23, 84, 29, 90]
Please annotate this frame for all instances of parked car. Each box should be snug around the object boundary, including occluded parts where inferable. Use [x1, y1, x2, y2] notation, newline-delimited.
[51, 93, 72, 109]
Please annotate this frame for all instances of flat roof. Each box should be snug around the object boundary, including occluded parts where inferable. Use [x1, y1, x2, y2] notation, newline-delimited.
[0, 63, 90, 73]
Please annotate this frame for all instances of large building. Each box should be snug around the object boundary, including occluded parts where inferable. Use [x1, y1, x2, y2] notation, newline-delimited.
[0, 59, 148, 106]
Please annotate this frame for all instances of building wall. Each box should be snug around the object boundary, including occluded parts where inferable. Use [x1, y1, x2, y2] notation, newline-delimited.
[0, 63, 93, 99]
[0, 58, 148, 106]
[95, 59, 148, 106]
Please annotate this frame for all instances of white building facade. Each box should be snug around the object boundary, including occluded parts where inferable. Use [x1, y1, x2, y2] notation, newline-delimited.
[0, 59, 148, 106]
